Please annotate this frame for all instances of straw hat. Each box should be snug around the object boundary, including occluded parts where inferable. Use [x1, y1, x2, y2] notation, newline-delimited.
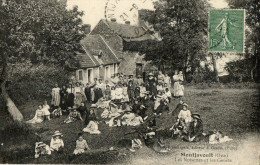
[182, 103, 188, 107]
[192, 113, 201, 121]
[140, 105, 146, 109]
[90, 104, 97, 108]
[37, 142, 46, 147]
[52, 131, 63, 137]
[148, 72, 153, 76]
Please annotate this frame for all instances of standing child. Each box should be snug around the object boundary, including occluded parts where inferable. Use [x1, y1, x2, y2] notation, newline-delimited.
[50, 131, 64, 152]
[111, 86, 116, 101]
[104, 85, 111, 101]
[177, 103, 192, 124]
[73, 133, 90, 155]
[122, 83, 129, 102]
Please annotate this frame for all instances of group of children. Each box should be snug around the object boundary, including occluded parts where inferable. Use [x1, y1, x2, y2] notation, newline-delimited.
[28, 71, 233, 159]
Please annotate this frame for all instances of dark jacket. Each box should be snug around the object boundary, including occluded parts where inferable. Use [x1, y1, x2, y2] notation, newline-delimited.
[189, 121, 203, 138]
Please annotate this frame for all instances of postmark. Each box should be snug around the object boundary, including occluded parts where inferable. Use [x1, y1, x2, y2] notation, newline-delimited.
[208, 9, 245, 53]
[104, 0, 152, 39]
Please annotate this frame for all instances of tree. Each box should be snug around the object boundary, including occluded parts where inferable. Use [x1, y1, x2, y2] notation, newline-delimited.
[226, 0, 260, 82]
[0, 0, 87, 122]
[136, 0, 209, 79]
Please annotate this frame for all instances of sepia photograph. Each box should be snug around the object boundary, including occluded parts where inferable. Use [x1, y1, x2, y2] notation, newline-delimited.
[0, 0, 259, 164]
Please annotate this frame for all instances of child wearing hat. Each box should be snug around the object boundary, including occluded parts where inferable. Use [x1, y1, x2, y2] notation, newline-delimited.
[177, 103, 192, 124]
[50, 131, 64, 152]
[73, 133, 90, 155]
[34, 142, 51, 158]
[64, 106, 83, 124]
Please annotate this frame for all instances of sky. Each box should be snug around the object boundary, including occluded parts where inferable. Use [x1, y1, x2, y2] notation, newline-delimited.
[67, 0, 229, 29]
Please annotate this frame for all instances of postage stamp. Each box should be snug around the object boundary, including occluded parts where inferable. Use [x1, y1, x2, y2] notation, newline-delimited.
[104, 0, 151, 39]
[208, 9, 245, 53]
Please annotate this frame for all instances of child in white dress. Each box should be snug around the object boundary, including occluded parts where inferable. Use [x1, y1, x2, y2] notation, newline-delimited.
[73, 133, 90, 155]
[50, 131, 64, 152]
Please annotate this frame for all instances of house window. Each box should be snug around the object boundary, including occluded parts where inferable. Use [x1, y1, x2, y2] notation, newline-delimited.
[77, 70, 83, 81]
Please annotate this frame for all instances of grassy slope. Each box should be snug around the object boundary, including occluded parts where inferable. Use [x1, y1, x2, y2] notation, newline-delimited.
[0, 86, 259, 164]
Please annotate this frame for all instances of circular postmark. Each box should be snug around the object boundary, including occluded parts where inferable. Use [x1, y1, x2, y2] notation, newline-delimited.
[104, 0, 152, 39]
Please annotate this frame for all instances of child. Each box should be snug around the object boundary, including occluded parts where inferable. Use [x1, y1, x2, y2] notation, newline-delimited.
[64, 106, 83, 124]
[26, 105, 45, 124]
[115, 84, 123, 102]
[35, 142, 51, 158]
[111, 86, 116, 101]
[165, 88, 172, 103]
[122, 83, 129, 102]
[140, 83, 146, 103]
[52, 107, 62, 118]
[104, 85, 111, 101]
[50, 131, 64, 152]
[42, 101, 51, 120]
[83, 120, 101, 134]
[73, 133, 90, 155]
[208, 130, 232, 144]
[127, 80, 135, 104]
[177, 103, 192, 124]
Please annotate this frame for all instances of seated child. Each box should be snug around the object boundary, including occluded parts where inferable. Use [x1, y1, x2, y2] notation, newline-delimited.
[73, 133, 90, 155]
[35, 142, 51, 158]
[170, 118, 187, 138]
[64, 106, 83, 124]
[26, 105, 45, 124]
[42, 101, 51, 120]
[208, 130, 233, 144]
[154, 91, 163, 111]
[52, 107, 62, 118]
[134, 86, 141, 100]
[50, 131, 64, 152]
[83, 120, 101, 134]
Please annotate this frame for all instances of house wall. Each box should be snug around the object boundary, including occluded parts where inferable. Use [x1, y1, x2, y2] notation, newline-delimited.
[75, 67, 100, 84]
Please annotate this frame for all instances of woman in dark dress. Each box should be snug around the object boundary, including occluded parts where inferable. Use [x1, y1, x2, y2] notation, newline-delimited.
[84, 83, 91, 103]
[67, 84, 75, 107]
[60, 85, 68, 106]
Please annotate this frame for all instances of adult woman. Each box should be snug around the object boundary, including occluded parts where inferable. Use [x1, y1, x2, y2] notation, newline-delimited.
[74, 82, 86, 106]
[176, 71, 184, 97]
[26, 105, 45, 124]
[173, 70, 180, 97]
[60, 85, 68, 106]
[183, 114, 204, 142]
[51, 84, 61, 106]
[67, 84, 75, 107]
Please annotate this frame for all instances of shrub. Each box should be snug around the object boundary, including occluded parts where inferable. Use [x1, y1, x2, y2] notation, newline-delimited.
[7, 61, 72, 105]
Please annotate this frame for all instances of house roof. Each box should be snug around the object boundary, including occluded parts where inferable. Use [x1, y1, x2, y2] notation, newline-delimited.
[92, 19, 161, 42]
[76, 34, 120, 68]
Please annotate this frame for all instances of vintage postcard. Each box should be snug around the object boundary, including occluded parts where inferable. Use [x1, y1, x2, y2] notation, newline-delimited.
[0, 0, 259, 164]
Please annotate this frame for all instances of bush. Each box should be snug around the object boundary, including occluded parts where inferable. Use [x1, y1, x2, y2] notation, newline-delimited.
[7, 61, 72, 105]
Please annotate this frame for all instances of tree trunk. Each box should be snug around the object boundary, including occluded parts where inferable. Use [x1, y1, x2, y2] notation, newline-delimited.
[0, 53, 24, 123]
[1, 79, 24, 122]
[211, 53, 219, 82]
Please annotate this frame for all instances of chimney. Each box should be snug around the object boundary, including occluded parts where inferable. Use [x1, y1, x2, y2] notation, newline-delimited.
[84, 24, 91, 34]
[125, 21, 131, 25]
[111, 18, 117, 22]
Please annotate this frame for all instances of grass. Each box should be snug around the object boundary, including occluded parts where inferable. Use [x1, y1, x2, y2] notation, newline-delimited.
[0, 85, 259, 164]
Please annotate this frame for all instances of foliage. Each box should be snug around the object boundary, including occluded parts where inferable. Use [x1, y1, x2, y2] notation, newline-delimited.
[226, 0, 260, 82]
[7, 61, 72, 105]
[224, 58, 255, 82]
[134, 0, 209, 76]
[0, 0, 86, 65]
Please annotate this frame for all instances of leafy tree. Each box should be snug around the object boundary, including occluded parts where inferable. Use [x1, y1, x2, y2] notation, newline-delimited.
[226, 0, 260, 82]
[136, 0, 209, 79]
[0, 0, 86, 122]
